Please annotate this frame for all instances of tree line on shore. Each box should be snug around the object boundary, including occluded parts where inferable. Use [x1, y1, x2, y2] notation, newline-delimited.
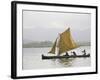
[23, 41, 90, 48]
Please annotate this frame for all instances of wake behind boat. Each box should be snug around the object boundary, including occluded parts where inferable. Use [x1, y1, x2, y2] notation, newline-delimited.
[42, 27, 90, 60]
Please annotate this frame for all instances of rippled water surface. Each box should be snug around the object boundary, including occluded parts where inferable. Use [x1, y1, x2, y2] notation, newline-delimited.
[23, 46, 91, 70]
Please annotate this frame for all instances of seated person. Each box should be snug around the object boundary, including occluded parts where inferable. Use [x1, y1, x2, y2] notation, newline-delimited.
[65, 52, 69, 56]
[71, 51, 77, 56]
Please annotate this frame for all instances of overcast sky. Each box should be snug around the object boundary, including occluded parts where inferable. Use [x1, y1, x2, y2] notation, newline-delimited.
[23, 10, 91, 44]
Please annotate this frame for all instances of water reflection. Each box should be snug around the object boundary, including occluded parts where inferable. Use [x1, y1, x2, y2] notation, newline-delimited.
[55, 58, 74, 67]
[23, 46, 91, 70]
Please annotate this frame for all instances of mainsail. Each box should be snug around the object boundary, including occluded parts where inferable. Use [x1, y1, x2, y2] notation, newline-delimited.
[58, 28, 77, 54]
[48, 28, 77, 55]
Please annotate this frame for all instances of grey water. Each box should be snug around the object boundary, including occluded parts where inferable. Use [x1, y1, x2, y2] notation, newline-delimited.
[22, 46, 91, 70]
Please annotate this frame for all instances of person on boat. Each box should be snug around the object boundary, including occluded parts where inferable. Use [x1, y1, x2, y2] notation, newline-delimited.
[71, 51, 77, 56]
[82, 49, 86, 55]
[65, 52, 69, 56]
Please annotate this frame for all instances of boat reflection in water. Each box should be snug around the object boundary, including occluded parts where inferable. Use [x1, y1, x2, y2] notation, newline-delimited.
[23, 46, 90, 70]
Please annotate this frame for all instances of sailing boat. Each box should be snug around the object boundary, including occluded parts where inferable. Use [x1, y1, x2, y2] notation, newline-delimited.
[42, 28, 90, 59]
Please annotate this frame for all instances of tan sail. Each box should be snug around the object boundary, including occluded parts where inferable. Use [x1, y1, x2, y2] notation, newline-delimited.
[48, 27, 77, 55]
[48, 39, 57, 54]
[58, 28, 77, 54]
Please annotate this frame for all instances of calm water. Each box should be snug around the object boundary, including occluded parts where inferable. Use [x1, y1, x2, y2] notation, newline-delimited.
[23, 46, 91, 70]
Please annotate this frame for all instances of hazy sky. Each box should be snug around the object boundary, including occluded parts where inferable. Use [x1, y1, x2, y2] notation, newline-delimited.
[23, 10, 91, 44]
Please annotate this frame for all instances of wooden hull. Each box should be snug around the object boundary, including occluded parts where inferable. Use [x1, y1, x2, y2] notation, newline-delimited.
[42, 54, 90, 59]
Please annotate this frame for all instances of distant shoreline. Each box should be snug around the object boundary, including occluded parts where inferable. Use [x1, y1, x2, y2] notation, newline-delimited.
[23, 41, 90, 48]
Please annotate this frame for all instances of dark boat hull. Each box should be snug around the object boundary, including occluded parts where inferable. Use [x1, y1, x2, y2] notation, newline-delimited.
[42, 54, 90, 59]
